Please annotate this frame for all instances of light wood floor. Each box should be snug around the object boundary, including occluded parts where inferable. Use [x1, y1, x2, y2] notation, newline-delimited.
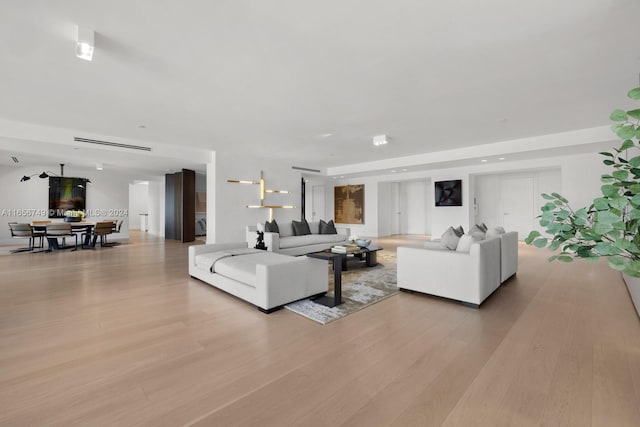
[1, 232, 639, 426]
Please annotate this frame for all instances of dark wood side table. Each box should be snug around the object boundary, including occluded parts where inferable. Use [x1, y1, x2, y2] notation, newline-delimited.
[306, 251, 344, 307]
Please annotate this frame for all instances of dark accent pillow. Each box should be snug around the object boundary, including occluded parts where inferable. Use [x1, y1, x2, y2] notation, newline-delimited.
[292, 219, 311, 236]
[319, 219, 338, 234]
[264, 219, 279, 233]
[454, 225, 464, 237]
[479, 223, 488, 232]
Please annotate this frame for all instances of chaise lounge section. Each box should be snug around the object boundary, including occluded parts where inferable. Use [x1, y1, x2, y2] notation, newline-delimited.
[189, 242, 328, 312]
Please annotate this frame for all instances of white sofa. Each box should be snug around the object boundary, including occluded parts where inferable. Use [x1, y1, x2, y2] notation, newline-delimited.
[189, 242, 328, 312]
[397, 236, 502, 307]
[245, 221, 351, 256]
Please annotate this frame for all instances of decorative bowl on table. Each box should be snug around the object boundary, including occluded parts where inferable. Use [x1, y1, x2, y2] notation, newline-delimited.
[355, 239, 371, 248]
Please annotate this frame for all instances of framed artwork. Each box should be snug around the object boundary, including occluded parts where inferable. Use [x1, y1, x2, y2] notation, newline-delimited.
[434, 180, 462, 206]
[334, 184, 364, 224]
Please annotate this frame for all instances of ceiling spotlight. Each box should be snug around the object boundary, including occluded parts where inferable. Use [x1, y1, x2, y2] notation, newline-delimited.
[481, 159, 488, 163]
[391, 170, 397, 173]
[96, 163, 103, 170]
[402, 168, 407, 172]
[320, 133, 333, 138]
[39, 172, 49, 178]
[20, 175, 32, 182]
[373, 135, 388, 146]
[76, 26, 95, 61]
[499, 157, 506, 160]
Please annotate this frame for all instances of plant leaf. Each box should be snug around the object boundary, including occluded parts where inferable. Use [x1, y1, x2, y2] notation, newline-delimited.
[612, 170, 629, 180]
[525, 230, 541, 244]
[628, 87, 640, 100]
[610, 109, 628, 121]
[620, 139, 635, 151]
[601, 185, 620, 197]
[629, 156, 640, 168]
[617, 125, 636, 140]
[627, 109, 640, 120]
[533, 238, 548, 248]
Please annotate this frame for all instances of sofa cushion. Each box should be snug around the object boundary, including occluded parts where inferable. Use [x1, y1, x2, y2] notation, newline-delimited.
[279, 233, 346, 249]
[278, 221, 295, 237]
[441, 226, 460, 250]
[292, 219, 311, 236]
[213, 252, 298, 287]
[319, 219, 338, 234]
[265, 220, 279, 233]
[456, 234, 474, 252]
[469, 224, 486, 240]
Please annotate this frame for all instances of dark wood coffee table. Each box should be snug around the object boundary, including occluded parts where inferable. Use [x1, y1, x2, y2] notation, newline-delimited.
[331, 245, 382, 271]
[306, 251, 344, 307]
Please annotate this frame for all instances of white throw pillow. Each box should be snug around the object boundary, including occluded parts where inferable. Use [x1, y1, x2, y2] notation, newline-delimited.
[256, 222, 265, 232]
[456, 234, 473, 252]
[441, 226, 460, 250]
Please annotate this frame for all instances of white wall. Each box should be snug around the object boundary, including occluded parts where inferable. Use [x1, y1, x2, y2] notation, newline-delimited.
[324, 151, 610, 240]
[207, 152, 302, 244]
[401, 180, 430, 234]
[474, 168, 561, 234]
[128, 182, 149, 230]
[147, 177, 165, 236]
[0, 164, 132, 244]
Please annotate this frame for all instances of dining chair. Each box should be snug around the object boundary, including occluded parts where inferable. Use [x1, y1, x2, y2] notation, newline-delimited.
[8, 223, 36, 253]
[31, 220, 51, 248]
[45, 223, 78, 251]
[84, 221, 118, 248]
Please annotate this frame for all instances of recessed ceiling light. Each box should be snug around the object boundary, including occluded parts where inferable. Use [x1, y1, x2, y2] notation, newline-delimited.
[373, 135, 388, 146]
[499, 157, 506, 160]
[76, 26, 95, 61]
[332, 177, 337, 179]
[391, 170, 397, 173]
[402, 168, 407, 172]
[340, 176, 344, 178]
[320, 133, 333, 138]
[481, 159, 488, 163]
[96, 163, 103, 170]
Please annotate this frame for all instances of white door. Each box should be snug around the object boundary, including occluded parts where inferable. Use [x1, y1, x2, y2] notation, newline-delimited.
[391, 182, 401, 235]
[312, 185, 325, 222]
[501, 177, 535, 240]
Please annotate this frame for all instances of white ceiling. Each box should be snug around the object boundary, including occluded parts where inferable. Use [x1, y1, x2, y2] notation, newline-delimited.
[0, 1, 639, 173]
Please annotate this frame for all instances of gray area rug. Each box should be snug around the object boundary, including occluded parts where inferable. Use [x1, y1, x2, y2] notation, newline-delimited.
[285, 251, 397, 324]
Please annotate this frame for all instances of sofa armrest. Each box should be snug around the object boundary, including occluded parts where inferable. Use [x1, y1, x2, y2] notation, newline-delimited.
[335, 226, 350, 237]
[263, 232, 280, 253]
[397, 237, 501, 306]
[245, 226, 257, 248]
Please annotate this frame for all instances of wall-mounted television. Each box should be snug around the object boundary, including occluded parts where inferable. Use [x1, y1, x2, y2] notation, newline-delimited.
[48, 177, 88, 218]
[434, 179, 462, 207]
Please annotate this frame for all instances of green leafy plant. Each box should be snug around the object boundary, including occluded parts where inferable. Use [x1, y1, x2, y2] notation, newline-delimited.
[526, 86, 640, 277]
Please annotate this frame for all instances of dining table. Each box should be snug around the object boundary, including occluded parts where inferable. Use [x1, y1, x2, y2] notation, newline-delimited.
[31, 221, 96, 250]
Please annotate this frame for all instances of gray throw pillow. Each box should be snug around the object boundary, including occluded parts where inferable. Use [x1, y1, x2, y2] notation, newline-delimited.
[440, 226, 461, 250]
[319, 219, 337, 234]
[454, 225, 464, 237]
[480, 222, 488, 232]
[265, 220, 279, 233]
[292, 219, 311, 236]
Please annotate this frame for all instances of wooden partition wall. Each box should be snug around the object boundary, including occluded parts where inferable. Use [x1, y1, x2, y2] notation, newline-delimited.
[165, 169, 196, 242]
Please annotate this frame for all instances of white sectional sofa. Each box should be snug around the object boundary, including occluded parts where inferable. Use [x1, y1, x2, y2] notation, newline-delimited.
[246, 221, 351, 256]
[189, 242, 328, 312]
[398, 236, 502, 307]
